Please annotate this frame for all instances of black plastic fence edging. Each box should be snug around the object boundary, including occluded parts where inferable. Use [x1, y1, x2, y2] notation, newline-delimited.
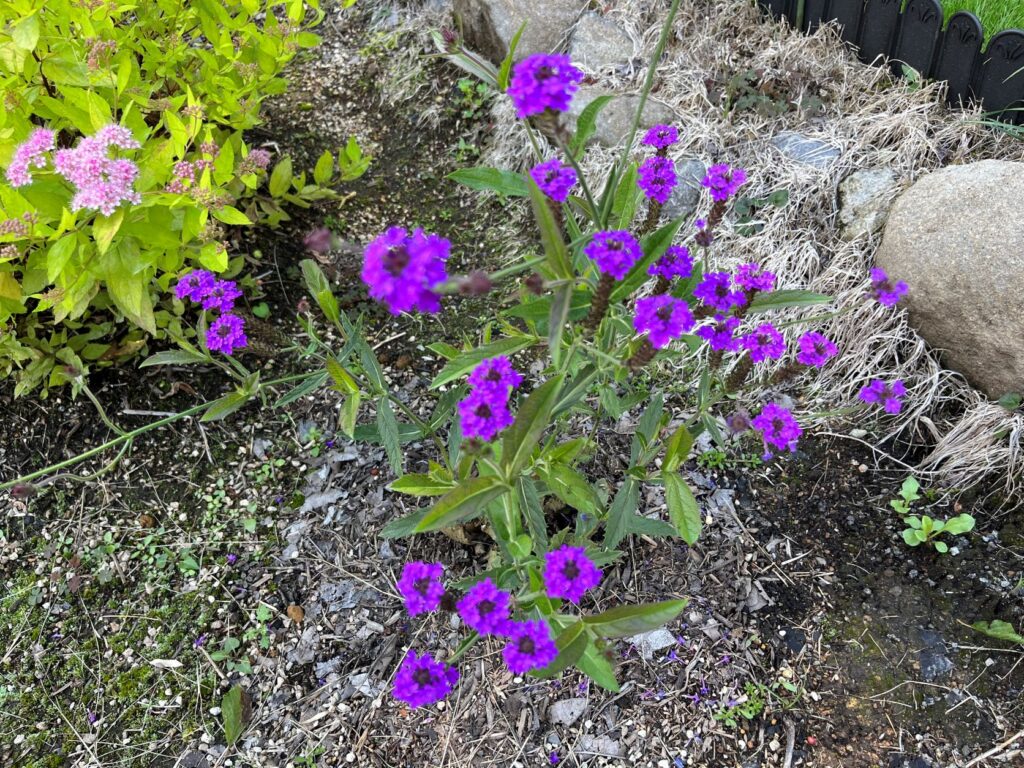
[754, 0, 1024, 124]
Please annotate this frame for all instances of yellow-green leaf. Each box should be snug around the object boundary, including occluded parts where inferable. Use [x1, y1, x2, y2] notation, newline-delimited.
[93, 209, 124, 256]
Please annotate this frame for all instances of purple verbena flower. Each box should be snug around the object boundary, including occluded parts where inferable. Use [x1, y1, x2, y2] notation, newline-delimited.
[796, 331, 838, 367]
[502, 620, 559, 674]
[859, 379, 906, 414]
[456, 578, 512, 635]
[361, 227, 450, 315]
[584, 230, 642, 280]
[226, 553, 238, 565]
[702, 163, 747, 202]
[206, 313, 247, 355]
[393, 650, 459, 708]
[740, 323, 785, 363]
[201, 279, 242, 313]
[638, 156, 677, 205]
[5, 128, 55, 187]
[467, 356, 523, 396]
[648, 245, 693, 280]
[543, 545, 602, 602]
[642, 124, 679, 149]
[634, 295, 695, 349]
[174, 269, 216, 302]
[529, 157, 577, 203]
[193, 634, 208, 648]
[734, 263, 776, 293]
[458, 387, 514, 442]
[693, 272, 747, 313]
[751, 403, 802, 458]
[397, 561, 445, 616]
[869, 267, 908, 306]
[507, 54, 583, 118]
[696, 315, 742, 352]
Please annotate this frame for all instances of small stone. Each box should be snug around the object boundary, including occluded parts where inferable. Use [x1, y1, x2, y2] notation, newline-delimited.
[771, 131, 840, 168]
[626, 628, 677, 660]
[286, 604, 305, 623]
[454, 0, 582, 63]
[838, 168, 899, 241]
[548, 697, 588, 726]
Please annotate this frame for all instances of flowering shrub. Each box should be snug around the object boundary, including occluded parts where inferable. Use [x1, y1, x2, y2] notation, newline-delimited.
[0, 0, 367, 395]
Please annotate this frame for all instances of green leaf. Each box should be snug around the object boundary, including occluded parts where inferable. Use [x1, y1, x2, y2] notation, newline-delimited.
[625, 514, 678, 539]
[46, 235, 79, 283]
[376, 398, 402, 475]
[610, 217, 685, 303]
[430, 336, 535, 388]
[447, 167, 529, 197]
[552, 364, 598, 418]
[663, 424, 694, 472]
[664, 472, 700, 544]
[570, 94, 615, 157]
[603, 478, 639, 550]
[528, 179, 573, 279]
[212, 206, 252, 226]
[299, 259, 340, 327]
[748, 289, 832, 313]
[971, 620, 1024, 646]
[902, 528, 921, 546]
[339, 393, 360, 438]
[275, 372, 329, 407]
[221, 685, 252, 745]
[389, 474, 456, 497]
[139, 349, 208, 368]
[497, 23, 527, 91]
[611, 162, 640, 229]
[630, 393, 664, 465]
[202, 391, 254, 422]
[12, 14, 40, 51]
[93, 210, 124, 256]
[502, 375, 564, 475]
[268, 156, 293, 197]
[326, 357, 358, 394]
[314, 150, 334, 185]
[530, 621, 588, 679]
[576, 642, 619, 692]
[933, 541, 949, 553]
[517, 476, 548, 550]
[943, 513, 975, 536]
[414, 476, 509, 533]
[544, 464, 602, 515]
[548, 284, 572, 368]
[584, 599, 688, 638]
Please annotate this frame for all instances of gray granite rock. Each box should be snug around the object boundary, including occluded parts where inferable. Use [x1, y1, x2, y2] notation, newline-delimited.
[771, 131, 840, 168]
[838, 168, 899, 241]
[565, 85, 674, 147]
[569, 12, 633, 71]
[547, 697, 587, 726]
[661, 158, 706, 220]
[875, 160, 1024, 399]
[454, 0, 585, 63]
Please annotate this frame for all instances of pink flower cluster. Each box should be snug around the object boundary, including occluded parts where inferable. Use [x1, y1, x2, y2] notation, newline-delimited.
[53, 124, 142, 216]
[5, 128, 55, 188]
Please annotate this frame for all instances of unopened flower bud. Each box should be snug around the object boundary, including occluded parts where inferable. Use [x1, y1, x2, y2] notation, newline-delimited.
[296, 296, 311, 314]
[458, 270, 492, 296]
[441, 27, 459, 50]
[303, 227, 334, 254]
[11, 483, 37, 500]
[525, 273, 545, 295]
[725, 409, 751, 435]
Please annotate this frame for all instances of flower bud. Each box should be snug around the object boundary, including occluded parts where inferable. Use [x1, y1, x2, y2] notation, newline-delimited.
[296, 296, 311, 314]
[458, 270, 492, 296]
[525, 273, 545, 295]
[725, 409, 751, 435]
[303, 227, 334, 254]
[10, 483, 37, 500]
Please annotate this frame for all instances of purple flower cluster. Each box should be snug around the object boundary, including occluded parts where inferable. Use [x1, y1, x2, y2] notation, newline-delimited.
[53, 124, 142, 215]
[633, 295, 695, 349]
[752, 403, 802, 458]
[869, 267, 908, 306]
[458, 355, 523, 442]
[457, 578, 512, 635]
[642, 124, 680, 149]
[584, 230, 642, 280]
[859, 379, 906, 414]
[648, 245, 693, 281]
[507, 54, 583, 118]
[5, 128, 55, 187]
[734, 263, 776, 293]
[173, 269, 248, 355]
[796, 332, 838, 367]
[543, 545, 602, 602]
[397, 561, 446, 615]
[694, 272, 747, 313]
[503, 620, 559, 674]
[362, 227, 450, 315]
[393, 651, 460, 709]
[741, 323, 785, 363]
[696, 314, 741, 352]
[530, 157, 577, 203]
[702, 164, 747, 202]
[638, 156, 677, 204]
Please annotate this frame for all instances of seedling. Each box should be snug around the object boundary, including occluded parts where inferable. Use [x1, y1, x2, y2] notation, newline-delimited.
[891, 477, 975, 553]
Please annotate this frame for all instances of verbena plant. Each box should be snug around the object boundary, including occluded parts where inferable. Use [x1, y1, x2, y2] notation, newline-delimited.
[3, 0, 911, 704]
[0, 0, 367, 395]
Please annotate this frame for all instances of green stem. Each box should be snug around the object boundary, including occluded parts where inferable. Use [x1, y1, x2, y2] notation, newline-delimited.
[488, 255, 547, 281]
[81, 383, 127, 436]
[387, 391, 451, 471]
[553, 134, 600, 227]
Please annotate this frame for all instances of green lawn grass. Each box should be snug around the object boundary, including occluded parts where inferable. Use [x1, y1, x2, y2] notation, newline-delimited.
[941, 0, 1024, 35]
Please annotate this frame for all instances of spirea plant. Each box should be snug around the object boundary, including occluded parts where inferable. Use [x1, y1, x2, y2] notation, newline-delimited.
[0, 0, 367, 395]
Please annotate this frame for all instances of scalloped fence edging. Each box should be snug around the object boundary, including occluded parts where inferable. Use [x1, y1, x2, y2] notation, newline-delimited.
[756, 0, 1024, 124]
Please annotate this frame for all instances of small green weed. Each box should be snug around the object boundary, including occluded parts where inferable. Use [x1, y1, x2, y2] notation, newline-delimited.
[891, 477, 975, 554]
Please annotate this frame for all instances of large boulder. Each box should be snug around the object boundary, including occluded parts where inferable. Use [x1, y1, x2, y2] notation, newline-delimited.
[875, 160, 1024, 399]
[565, 85, 675, 147]
[454, 0, 585, 63]
[569, 12, 634, 72]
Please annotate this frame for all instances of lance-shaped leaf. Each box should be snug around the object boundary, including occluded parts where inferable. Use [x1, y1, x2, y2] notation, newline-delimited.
[662, 424, 694, 472]
[603, 478, 639, 550]
[584, 599, 688, 638]
[447, 167, 529, 197]
[389, 474, 456, 497]
[548, 283, 573, 369]
[517, 476, 548, 549]
[748, 289, 832, 313]
[414, 476, 509, 533]
[570, 94, 615, 157]
[552, 364, 598, 418]
[576, 642, 620, 692]
[430, 336, 536, 389]
[528, 179, 573, 279]
[502, 375, 565, 475]
[664, 471, 700, 544]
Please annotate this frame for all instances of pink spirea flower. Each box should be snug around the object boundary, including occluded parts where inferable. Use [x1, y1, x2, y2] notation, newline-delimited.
[543, 545, 602, 602]
[53, 125, 142, 216]
[584, 230, 641, 280]
[507, 54, 583, 118]
[530, 157, 577, 203]
[201, 279, 242, 313]
[637, 156, 677, 204]
[206, 313, 247, 355]
[702, 163, 747, 202]
[456, 578, 512, 636]
[751, 403, 802, 458]
[796, 331, 838, 367]
[642, 124, 679, 149]
[503, 620, 559, 674]
[396, 561, 445, 616]
[5, 128, 55, 187]
[240, 148, 272, 173]
[175, 269, 216, 302]
[734, 263, 776, 293]
[458, 387, 514, 442]
[859, 379, 906, 414]
[869, 267, 908, 306]
[741, 323, 785, 363]
[696, 315, 742, 352]
[634, 295, 695, 349]
[393, 651, 459, 708]
[648, 245, 693, 280]
[694, 272, 747, 313]
[361, 227, 450, 315]
[467, 356, 523, 396]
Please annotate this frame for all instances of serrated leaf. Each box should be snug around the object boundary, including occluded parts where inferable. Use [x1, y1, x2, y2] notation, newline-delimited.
[447, 167, 529, 197]
[664, 472, 700, 544]
[584, 599, 688, 638]
[326, 357, 358, 394]
[517, 476, 548, 550]
[389, 474, 456, 497]
[502, 375, 564, 475]
[430, 337, 535, 389]
[274, 371, 328, 407]
[221, 685, 252, 745]
[603, 478, 638, 550]
[663, 424, 694, 472]
[376, 398, 402, 475]
[414, 476, 508, 533]
[202, 391, 253, 422]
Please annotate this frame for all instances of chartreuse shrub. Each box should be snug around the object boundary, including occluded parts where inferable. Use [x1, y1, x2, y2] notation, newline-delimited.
[4, 0, 912, 703]
[0, 0, 367, 395]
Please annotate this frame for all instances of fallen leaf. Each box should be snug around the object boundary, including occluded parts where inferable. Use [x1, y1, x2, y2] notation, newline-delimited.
[222, 685, 252, 744]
